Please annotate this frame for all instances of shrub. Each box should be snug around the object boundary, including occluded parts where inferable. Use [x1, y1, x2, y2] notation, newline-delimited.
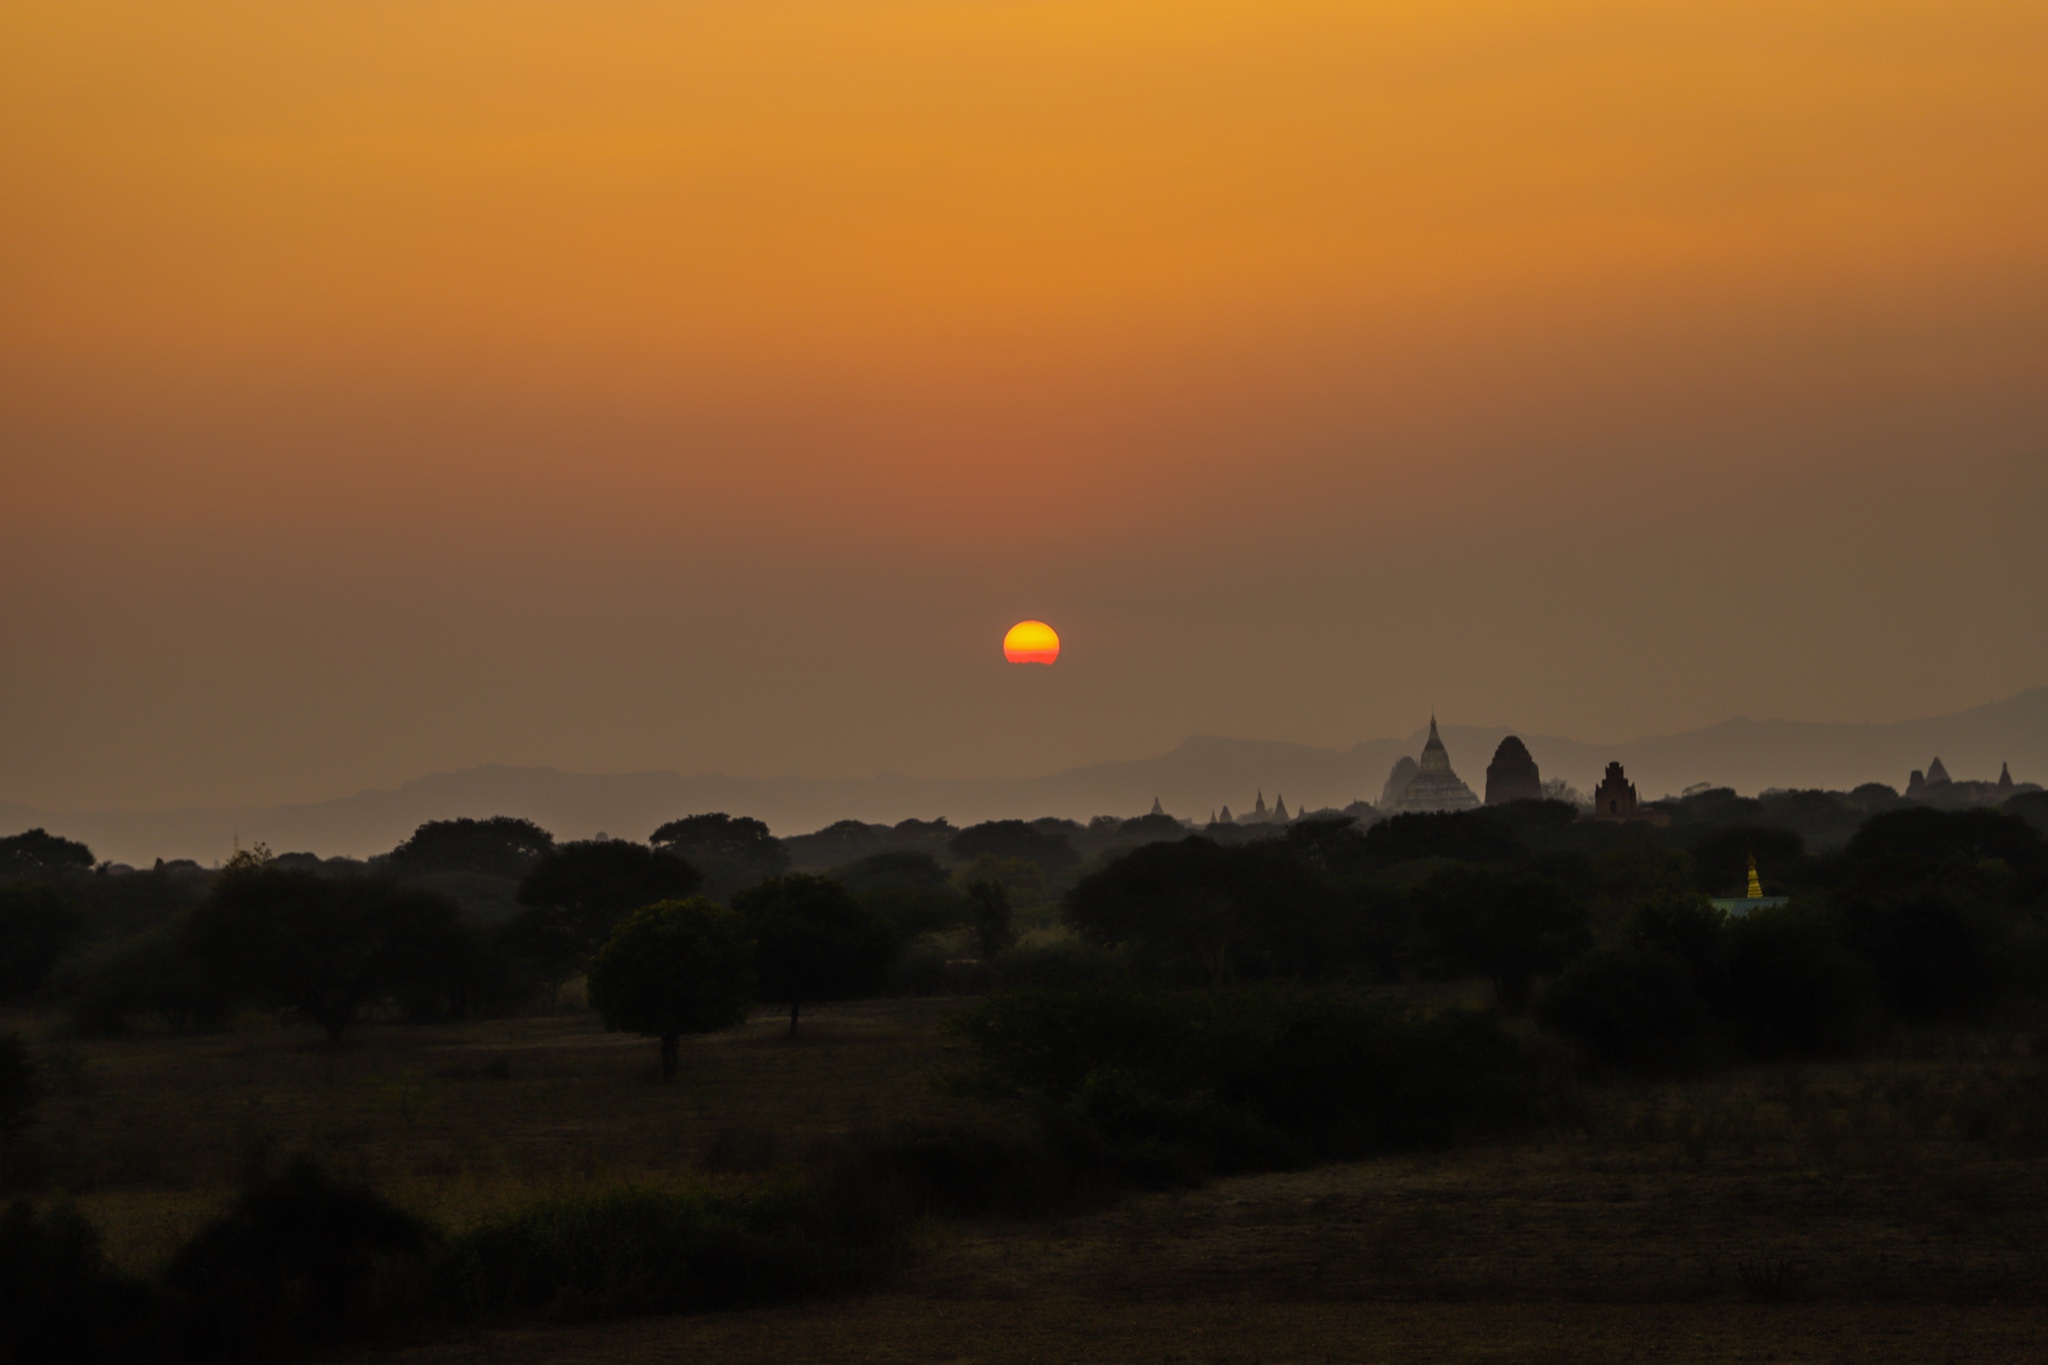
[185, 869, 472, 1043]
[162, 1158, 435, 1357]
[0, 1201, 161, 1365]
[438, 1185, 897, 1322]
[735, 876, 894, 1036]
[1713, 904, 1877, 1059]
[385, 817, 554, 880]
[1839, 889, 2002, 1020]
[0, 884, 84, 1000]
[586, 899, 753, 1078]
[984, 933, 1117, 990]
[1063, 838, 1348, 986]
[515, 840, 704, 979]
[1622, 890, 1727, 973]
[1540, 948, 1712, 1074]
[811, 1123, 1106, 1221]
[1412, 864, 1589, 1008]
[0, 1033, 35, 1139]
[68, 928, 235, 1037]
[952, 984, 1529, 1181]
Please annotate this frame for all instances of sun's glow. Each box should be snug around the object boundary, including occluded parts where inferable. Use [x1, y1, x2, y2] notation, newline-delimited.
[1003, 620, 1060, 665]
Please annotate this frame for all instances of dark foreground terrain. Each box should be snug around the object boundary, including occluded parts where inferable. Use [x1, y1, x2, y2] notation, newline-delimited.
[9, 996, 2047, 1363]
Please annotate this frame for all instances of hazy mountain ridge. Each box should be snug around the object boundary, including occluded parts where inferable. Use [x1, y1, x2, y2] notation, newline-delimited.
[6, 688, 2043, 865]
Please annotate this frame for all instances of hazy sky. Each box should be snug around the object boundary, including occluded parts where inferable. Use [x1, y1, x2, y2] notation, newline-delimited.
[3, 1, 2045, 812]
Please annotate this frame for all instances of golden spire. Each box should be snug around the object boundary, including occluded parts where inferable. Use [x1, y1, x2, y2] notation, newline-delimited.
[1746, 851, 1763, 899]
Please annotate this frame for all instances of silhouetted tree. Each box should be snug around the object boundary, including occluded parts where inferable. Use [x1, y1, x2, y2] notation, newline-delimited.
[511, 840, 702, 986]
[1713, 903, 1876, 1058]
[0, 883, 84, 999]
[949, 820, 1077, 873]
[834, 851, 970, 940]
[967, 879, 1015, 960]
[586, 899, 753, 1078]
[0, 1033, 35, 1138]
[1282, 815, 1371, 875]
[165, 1158, 433, 1354]
[70, 927, 236, 1037]
[1586, 830, 1695, 932]
[649, 813, 790, 902]
[1840, 888, 2002, 1020]
[1413, 864, 1589, 1008]
[1064, 837, 1344, 985]
[185, 867, 470, 1043]
[1360, 810, 1523, 867]
[0, 1200, 159, 1365]
[735, 875, 894, 1036]
[1620, 890, 1727, 974]
[0, 829, 94, 880]
[1541, 947, 1711, 1074]
[834, 849, 951, 895]
[384, 816, 554, 879]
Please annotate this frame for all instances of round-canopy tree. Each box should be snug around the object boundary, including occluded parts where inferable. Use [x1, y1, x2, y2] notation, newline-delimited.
[385, 817, 555, 879]
[734, 875, 894, 1037]
[0, 828, 94, 879]
[185, 866, 472, 1043]
[0, 883, 84, 1000]
[649, 813, 789, 903]
[586, 898, 754, 1079]
[511, 840, 703, 991]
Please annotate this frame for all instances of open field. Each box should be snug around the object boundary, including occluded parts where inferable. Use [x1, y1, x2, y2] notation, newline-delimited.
[7, 997, 2048, 1362]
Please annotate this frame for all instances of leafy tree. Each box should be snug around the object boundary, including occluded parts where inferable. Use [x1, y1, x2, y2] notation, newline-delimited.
[834, 851, 970, 941]
[70, 927, 236, 1036]
[1282, 815, 1372, 875]
[1621, 890, 1727, 974]
[1064, 837, 1345, 985]
[0, 1200, 159, 1365]
[1413, 864, 1589, 1008]
[734, 875, 894, 1036]
[966, 879, 1015, 960]
[1839, 888, 2002, 1020]
[512, 840, 703, 985]
[954, 853, 1046, 911]
[165, 1158, 433, 1354]
[1541, 948, 1711, 1074]
[0, 1032, 36, 1138]
[384, 816, 554, 879]
[1586, 830, 1694, 932]
[1360, 810, 1523, 867]
[0, 883, 84, 999]
[834, 850, 951, 896]
[949, 820, 1077, 874]
[0, 828, 94, 880]
[649, 813, 790, 902]
[586, 899, 753, 1078]
[185, 867, 470, 1043]
[1713, 903, 1876, 1059]
[1844, 806, 2044, 888]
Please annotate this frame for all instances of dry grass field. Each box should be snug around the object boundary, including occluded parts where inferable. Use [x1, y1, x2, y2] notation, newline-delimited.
[7, 996, 2048, 1363]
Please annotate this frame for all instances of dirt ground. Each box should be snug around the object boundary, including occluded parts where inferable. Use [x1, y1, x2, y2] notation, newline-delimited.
[365, 1297, 2048, 1365]
[9, 997, 2047, 1363]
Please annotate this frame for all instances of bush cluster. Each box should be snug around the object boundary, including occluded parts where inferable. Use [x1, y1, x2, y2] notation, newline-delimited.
[0, 1152, 920, 1364]
[952, 983, 1530, 1184]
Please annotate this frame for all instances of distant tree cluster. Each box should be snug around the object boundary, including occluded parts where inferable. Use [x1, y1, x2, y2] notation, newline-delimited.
[5, 782, 2042, 1088]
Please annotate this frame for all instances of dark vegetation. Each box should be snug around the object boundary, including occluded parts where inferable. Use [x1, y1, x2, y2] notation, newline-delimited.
[1, 784, 2045, 1359]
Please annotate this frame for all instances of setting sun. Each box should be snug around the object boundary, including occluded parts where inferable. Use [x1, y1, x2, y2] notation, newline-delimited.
[1003, 620, 1060, 665]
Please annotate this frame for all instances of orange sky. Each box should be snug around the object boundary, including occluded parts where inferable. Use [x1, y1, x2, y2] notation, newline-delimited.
[2, 1, 2045, 811]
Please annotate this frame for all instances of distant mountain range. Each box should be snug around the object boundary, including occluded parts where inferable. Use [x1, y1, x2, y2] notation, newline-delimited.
[6, 687, 2043, 866]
